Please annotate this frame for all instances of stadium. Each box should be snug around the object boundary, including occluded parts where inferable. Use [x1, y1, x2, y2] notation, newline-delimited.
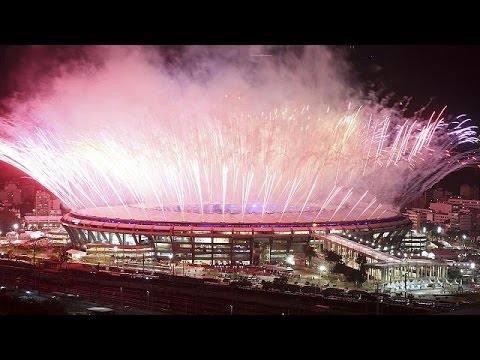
[61, 203, 412, 266]
[2, 46, 477, 274]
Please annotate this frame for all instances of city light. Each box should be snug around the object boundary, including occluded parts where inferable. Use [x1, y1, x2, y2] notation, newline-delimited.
[0, 46, 477, 317]
[286, 255, 295, 265]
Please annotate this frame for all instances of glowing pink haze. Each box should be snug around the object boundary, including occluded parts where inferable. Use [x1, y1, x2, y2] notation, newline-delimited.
[0, 46, 478, 222]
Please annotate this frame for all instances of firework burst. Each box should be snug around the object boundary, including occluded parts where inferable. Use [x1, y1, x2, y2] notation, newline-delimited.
[0, 46, 477, 222]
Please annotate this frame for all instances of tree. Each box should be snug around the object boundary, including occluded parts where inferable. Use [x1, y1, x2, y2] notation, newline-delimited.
[262, 281, 273, 291]
[355, 254, 368, 284]
[272, 276, 288, 291]
[304, 245, 318, 267]
[0, 208, 19, 235]
[58, 250, 69, 263]
[355, 254, 367, 266]
[332, 262, 346, 274]
[447, 267, 461, 280]
[325, 250, 342, 263]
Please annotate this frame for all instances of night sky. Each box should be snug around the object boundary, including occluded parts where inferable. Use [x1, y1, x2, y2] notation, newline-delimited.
[349, 45, 480, 123]
[0, 45, 479, 191]
[349, 45, 480, 191]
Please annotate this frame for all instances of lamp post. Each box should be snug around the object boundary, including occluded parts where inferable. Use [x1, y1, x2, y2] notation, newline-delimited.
[33, 240, 37, 288]
[13, 223, 19, 241]
[404, 267, 410, 299]
[318, 264, 326, 287]
[168, 254, 174, 275]
[436, 226, 442, 241]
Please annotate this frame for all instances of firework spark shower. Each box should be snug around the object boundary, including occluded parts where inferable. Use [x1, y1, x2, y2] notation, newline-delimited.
[0, 45, 478, 222]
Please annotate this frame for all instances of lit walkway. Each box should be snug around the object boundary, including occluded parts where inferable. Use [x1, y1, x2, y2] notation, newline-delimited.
[318, 234, 403, 263]
[316, 234, 448, 282]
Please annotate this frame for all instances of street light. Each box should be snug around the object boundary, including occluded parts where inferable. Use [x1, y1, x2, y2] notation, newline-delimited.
[33, 240, 36, 266]
[168, 254, 174, 275]
[317, 264, 327, 288]
[286, 255, 295, 266]
[142, 253, 145, 274]
[12, 223, 19, 240]
[229, 304, 233, 315]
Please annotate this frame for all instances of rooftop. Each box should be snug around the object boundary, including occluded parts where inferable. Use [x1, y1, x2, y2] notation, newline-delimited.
[74, 204, 399, 225]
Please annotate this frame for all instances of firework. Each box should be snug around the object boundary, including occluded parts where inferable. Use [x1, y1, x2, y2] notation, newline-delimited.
[0, 46, 477, 222]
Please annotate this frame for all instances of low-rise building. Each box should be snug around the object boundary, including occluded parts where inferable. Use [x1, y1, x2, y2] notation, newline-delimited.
[24, 215, 62, 230]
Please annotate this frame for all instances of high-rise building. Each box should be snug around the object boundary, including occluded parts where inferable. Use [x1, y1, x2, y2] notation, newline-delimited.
[460, 184, 473, 200]
[51, 198, 61, 211]
[431, 188, 453, 203]
[430, 202, 453, 214]
[18, 176, 37, 201]
[408, 193, 428, 209]
[35, 190, 51, 216]
[473, 185, 480, 200]
[2, 182, 22, 205]
[457, 211, 473, 232]
[404, 209, 429, 230]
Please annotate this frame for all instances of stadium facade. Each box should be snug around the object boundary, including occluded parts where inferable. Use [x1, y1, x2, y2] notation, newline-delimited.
[61, 205, 412, 266]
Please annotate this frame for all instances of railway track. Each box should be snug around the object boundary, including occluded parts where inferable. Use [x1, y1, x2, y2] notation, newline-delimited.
[0, 261, 443, 315]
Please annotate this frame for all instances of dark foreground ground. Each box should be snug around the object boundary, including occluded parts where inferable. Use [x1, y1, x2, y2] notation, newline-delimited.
[0, 259, 468, 315]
